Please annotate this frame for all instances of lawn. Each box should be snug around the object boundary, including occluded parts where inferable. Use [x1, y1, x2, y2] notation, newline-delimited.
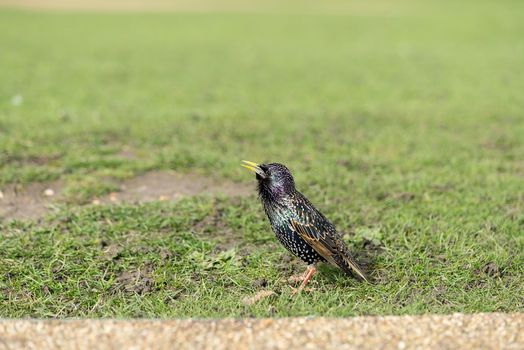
[1, 1, 523, 317]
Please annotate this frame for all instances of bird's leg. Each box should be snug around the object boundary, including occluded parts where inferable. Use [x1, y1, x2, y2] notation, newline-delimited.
[288, 268, 310, 282]
[298, 265, 317, 291]
[290, 265, 317, 295]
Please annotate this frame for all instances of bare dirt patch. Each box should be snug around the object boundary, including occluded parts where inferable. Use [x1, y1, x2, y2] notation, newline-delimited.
[110, 264, 155, 295]
[95, 170, 251, 204]
[0, 0, 281, 12]
[0, 181, 62, 221]
[0, 0, 403, 16]
[0, 171, 252, 221]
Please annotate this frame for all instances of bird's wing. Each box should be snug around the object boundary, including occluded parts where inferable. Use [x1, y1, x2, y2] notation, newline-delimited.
[289, 214, 368, 282]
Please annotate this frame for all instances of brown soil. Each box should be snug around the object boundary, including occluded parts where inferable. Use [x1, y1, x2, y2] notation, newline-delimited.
[0, 0, 400, 16]
[110, 264, 155, 295]
[0, 171, 252, 221]
[0, 0, 288, 12]
[0, 181, 63, 221]
[97, 171, 251, 205]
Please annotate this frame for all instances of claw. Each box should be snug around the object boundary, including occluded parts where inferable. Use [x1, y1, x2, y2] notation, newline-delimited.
[289, 265, 317, 295]
[288, 270, 308, 283]
[290, 286, 316, 296]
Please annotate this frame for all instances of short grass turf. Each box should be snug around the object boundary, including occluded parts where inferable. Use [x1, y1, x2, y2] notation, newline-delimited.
[1, 1, 524, 317]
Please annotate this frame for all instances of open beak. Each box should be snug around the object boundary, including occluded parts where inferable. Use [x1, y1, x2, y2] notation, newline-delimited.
[241, 160, 266, 178]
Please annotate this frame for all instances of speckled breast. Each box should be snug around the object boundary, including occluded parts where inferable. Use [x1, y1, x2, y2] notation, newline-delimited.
[272, 222, 325, 265]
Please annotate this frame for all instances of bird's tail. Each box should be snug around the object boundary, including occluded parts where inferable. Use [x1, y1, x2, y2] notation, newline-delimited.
[336, 252, 369, 282]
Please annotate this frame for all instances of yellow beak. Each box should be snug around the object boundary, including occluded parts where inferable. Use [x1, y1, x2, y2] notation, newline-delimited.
[241, 160, 266, 178]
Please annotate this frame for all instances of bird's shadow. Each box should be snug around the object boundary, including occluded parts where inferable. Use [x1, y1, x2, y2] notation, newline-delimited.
[316, 247, 380, 285]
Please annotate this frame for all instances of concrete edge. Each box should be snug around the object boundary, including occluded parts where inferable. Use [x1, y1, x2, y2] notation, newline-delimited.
[1, 313, 523, 350]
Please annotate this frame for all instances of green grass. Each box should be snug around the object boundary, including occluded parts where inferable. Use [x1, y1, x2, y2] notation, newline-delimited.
[1, 1, 524, 317]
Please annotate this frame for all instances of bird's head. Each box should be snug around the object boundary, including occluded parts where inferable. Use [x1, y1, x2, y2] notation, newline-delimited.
[241, 160, 295, 199]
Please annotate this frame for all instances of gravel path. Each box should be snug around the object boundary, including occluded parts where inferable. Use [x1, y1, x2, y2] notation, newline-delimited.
[1, 313, 523, 349]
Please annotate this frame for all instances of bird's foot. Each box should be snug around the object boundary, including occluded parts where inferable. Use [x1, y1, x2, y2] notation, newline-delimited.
[289, 286, 316, 296]
[289, 265, 317, 295]
[288, 265, 317, 283]
[288, 272, 308, 283]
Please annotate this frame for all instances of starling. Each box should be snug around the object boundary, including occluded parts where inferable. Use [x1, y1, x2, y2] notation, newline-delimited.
[241, 160, 368, 293]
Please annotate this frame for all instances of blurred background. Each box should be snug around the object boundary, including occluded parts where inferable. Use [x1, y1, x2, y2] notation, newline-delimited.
[1, 0, 523, 190]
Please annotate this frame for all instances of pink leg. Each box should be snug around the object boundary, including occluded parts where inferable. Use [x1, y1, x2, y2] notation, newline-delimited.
[291, 265, 317, 295]
[288, 269, 309, 282]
